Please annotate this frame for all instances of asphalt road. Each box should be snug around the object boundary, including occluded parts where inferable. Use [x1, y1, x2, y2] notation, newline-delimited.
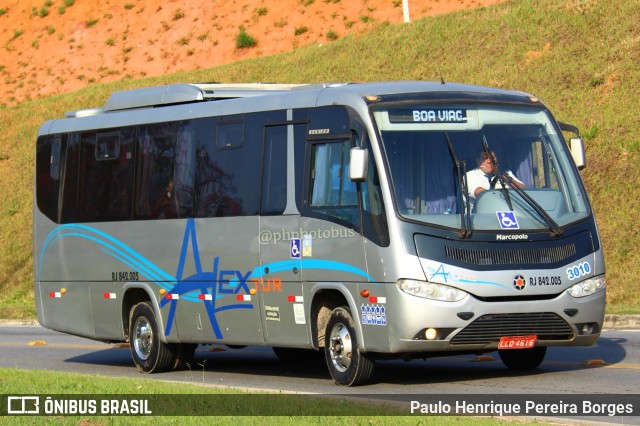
[1, 325, 639, 423]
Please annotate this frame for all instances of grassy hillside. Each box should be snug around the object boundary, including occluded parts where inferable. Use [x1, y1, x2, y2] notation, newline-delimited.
[1, 0, 638, 318]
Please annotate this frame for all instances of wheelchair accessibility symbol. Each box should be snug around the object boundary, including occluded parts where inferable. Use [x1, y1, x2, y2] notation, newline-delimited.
[496, 211, 519, 229]
[290, 238, 301, 259]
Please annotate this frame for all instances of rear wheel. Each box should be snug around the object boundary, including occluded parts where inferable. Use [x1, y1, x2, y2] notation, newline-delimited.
[129, 302, 176, 373]
[499, 346, 547, 370]
[172, 343, 197, 370]
[324, 306, 375, 386]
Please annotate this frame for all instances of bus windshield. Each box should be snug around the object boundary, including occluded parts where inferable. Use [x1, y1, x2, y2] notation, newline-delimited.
[374, 104, 590, 232]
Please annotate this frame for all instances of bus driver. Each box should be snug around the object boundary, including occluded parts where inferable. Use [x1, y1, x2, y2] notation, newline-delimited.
[466, 151, 525, 203]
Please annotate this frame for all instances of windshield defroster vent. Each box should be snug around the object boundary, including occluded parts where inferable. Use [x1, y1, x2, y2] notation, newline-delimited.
[445, 243, 577, 266]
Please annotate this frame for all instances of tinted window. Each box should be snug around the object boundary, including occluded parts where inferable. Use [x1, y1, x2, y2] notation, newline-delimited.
[193, 116, 258, 217]
[78, 128, 135, 222]
[135, 121, 193, 219]
[261, 125, 287, 215]
[35, 135, 61, 222]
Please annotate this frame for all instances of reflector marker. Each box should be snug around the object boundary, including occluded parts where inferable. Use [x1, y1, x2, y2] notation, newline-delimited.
[582, 359, 606, 366]
[103, 293, 117, 299]
[236, 294, 251, 301]
[287, 295, 303, 303]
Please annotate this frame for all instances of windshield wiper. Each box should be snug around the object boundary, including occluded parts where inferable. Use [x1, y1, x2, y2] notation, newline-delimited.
[481, 133, 514, 211]
[444, 133, 472, 238]
[502, 176, 563, 237]
[481, 132, 563, 237]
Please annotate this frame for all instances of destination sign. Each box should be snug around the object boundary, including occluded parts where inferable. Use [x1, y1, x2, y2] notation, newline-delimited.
[389, 108, 468, 124]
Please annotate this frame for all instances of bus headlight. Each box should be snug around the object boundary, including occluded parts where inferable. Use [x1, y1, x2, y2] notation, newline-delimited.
[566, 276, 606, 298]
[397, 279, 467, 302]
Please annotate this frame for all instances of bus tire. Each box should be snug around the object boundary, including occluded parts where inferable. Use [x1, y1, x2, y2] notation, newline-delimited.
[172, 343, 197, 370]
[324, 306, 375, 386]
[498, 346, 547, 370]
[129, 302, 176, 373]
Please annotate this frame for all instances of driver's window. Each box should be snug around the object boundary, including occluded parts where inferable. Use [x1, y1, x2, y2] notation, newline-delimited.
[308, 140, 359, 227]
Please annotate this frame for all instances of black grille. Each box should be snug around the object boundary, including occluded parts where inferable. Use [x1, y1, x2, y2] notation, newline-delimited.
[445, 244, 576, 266]
[450, 312, 573, 345]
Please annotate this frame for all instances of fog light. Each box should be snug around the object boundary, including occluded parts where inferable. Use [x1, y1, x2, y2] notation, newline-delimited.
[581, 323, 594, 335]
[425, 328, 438, 340]
[576, 322, 599, 335]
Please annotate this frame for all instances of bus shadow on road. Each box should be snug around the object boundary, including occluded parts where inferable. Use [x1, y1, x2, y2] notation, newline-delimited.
[64, 334, 626, 386]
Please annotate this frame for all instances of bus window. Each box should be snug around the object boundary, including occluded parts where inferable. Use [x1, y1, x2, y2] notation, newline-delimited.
[77, 129, 135, 222]
[261, 125, 287, 215]
[35, 135, 61, 222]
[308, 140, 359, 228]
[193, 116, 258, 217]
[135, 122, 195, 219]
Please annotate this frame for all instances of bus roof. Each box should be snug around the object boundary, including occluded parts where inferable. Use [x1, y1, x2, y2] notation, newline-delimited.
[63, 81, 536, 118]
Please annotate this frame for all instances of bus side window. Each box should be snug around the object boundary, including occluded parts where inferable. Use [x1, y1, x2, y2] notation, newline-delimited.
[77, 129, 135, 222]
[261, 125, 288, 215]
[35, 135, 61, 223]
[307, 140, 359, 229]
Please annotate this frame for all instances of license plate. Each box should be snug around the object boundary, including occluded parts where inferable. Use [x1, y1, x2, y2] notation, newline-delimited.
[498, 335, 537, 350]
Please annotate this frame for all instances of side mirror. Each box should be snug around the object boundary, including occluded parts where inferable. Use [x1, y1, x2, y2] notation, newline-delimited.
[569, 137, 586, 170]
[349, 147, 368, 182]
[558, 121, 586, 170]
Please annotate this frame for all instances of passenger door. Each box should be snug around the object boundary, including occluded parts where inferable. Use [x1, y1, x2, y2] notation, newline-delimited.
[258, 112, 311, 346]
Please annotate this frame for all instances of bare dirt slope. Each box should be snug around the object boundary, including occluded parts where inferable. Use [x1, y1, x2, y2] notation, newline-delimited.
[0, 0, 502, 105]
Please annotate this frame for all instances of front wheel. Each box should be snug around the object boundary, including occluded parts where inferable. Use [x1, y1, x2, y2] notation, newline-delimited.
[498, 346, 547, 370]
[324, 306, 375, 386]
[129, 302, 176, 373]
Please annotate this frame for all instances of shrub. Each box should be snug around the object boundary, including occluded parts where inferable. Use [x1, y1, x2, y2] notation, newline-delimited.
[327, 30, 339, 41]
[173, 8, 185, 21]
[274, 18, 287, 28]
[235, 26, 257, 49]
[294, 26, 308, 36]
[11, 30, 24, 41]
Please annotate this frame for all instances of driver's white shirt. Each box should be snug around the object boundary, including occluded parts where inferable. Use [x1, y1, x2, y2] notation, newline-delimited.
[466, 168, 523, 201]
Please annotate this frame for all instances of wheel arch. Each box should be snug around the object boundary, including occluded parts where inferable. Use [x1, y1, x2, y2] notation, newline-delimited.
[309, 284, 364, 351]
[122, 283, 167, 343]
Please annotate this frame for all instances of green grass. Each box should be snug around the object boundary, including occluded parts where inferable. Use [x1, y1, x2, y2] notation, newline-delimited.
[1, 0, 639, 318]
[0, 368, 543, 423]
